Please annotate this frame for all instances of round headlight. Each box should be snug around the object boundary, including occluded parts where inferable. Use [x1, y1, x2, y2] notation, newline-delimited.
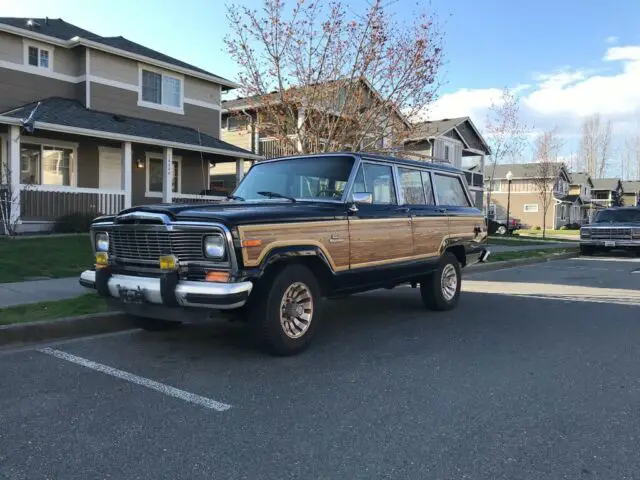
[204, 235, 225, 259]
[95, 232, 109, 252]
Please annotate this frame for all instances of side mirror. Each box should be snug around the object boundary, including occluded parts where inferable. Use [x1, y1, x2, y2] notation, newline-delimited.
[352, 192, 373, 204]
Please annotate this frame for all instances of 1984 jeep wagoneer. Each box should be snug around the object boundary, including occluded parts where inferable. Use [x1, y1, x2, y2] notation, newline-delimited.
[80, 153, 490, 355]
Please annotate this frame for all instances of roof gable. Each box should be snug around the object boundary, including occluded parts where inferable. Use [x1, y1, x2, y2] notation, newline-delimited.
[407, 117, 491, 155]
[484, 162, 569, 181]
[0, 17, 235, 88]
[591, 178, 622, 191]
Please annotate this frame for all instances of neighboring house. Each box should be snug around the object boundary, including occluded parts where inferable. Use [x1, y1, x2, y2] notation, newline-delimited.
[404, 117, 492, 209]
[621, 181, 640, 206]
[483, 162, 572, 229]
[568, 172, 597, 224]
[0, 17, 259, 233]
[591, 178, 624, 208]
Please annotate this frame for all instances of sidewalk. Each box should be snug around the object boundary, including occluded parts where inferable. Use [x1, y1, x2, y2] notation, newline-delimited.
[0, 277, 88, 309]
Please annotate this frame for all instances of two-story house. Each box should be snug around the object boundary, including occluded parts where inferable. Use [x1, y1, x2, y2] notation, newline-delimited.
[404, 117, 492, 209]
[590, 178, 624, 208]
[483, 162, 571, 229]
[0, 17, 259, 232]
[567, 172, 596, 224]
[621, 181, 640, 206]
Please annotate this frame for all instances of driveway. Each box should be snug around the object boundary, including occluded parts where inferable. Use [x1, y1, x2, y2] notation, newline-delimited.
[2, 256, 640, 479]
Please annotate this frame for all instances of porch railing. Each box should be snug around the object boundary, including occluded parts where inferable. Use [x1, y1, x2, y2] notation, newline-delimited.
[463, 170, 484, 188]
[20, 185, 126, 219]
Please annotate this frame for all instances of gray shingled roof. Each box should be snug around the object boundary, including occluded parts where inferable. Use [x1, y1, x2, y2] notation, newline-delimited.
[0, 17, 233, 85]
[2, 98, 254, 156]
[622, 181, 640, 193]
[410, 117, 469, 139]
[484, 162, 565, 179]
[570, 172, 590, 185]
[591, 178, 621, 191]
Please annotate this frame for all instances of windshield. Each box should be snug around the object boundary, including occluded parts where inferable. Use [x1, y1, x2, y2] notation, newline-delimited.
[233, 156, 355, 201]
[593, 209, 640, 223]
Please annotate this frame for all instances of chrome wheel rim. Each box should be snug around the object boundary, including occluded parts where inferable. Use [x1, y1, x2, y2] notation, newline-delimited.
[279, 282, 314, 339]
[497, 225, 507, 235]
[441, 264, 458, 301]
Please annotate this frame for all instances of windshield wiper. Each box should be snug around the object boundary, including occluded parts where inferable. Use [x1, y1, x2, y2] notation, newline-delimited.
[257, 191, 297, 202]
[226, 194, 245, 201]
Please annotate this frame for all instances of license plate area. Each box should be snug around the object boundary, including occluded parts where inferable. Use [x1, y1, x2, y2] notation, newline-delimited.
[604, 241, 616, 247]
[117, 285, 147, 304]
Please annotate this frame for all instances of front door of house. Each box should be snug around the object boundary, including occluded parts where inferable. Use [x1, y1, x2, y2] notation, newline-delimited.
[99, 148, 123, 190]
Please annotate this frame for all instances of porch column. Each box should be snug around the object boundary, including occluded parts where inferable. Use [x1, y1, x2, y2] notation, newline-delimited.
[162, 147, 173, 203]
[8, 125, 20, 227]
[296, 107, 306, 152]
[235, 158, 245, 186]
[122, 141, 132, 209]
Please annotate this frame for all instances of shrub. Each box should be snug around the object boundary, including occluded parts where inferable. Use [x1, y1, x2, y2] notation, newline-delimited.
[566, 223, 581, 230]
[53, 212, 102, 233]
[559, 225, 568, 230]
[534, 226, 542, 230]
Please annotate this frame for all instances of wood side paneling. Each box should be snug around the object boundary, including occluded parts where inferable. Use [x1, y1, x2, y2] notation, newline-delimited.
[238, 221, 350, 271]
[348, 218, 413, 268]
[411, 217, 449, 257]
[448, 215, 486, 243]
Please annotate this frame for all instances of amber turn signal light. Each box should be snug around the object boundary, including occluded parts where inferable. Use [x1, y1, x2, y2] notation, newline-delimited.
[159, 255, 178, 271]
[242, 239, 262, 248]
[95, 252, 109, 269]
[205, 271, 230, 283]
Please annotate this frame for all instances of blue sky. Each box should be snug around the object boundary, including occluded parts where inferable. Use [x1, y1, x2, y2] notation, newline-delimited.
[3, 0, 640, 169]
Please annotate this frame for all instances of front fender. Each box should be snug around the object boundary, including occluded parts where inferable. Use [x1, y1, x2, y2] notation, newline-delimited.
[260, 245, 334, 273]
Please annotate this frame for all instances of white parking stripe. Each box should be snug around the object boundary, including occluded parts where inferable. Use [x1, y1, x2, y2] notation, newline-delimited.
[38, 347, 232, 412]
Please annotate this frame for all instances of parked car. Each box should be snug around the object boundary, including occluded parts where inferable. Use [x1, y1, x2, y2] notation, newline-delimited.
[579, 206, 640, 256]
[487, 216, 521, 236]
[79, 153, 490, 356]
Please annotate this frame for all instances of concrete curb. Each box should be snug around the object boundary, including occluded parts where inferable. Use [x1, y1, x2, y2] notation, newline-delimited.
[0, 311, 132, 348]
[467, 251, 579, 274]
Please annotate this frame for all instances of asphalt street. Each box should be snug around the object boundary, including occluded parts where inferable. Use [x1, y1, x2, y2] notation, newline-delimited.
[2, 255, 640, 479]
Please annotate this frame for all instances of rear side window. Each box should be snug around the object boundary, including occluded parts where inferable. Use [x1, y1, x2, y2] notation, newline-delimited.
[352, 163, 397, 204]
[433, 173, 470, 207]
[398, 168, 426, 204]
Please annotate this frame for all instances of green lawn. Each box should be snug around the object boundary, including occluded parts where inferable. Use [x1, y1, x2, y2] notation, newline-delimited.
[0, 235, 93, 283]
[517, 229, 580, 237]
[489, 247, 577, 263]
[0, 293, 108, 326]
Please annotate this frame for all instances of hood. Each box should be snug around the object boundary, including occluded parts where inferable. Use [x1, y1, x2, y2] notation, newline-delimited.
[109, 200, 347, 226]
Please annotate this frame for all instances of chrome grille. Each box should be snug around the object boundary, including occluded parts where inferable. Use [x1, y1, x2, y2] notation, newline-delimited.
[108, 228, 214, 264]
[590, 228, 632, 240]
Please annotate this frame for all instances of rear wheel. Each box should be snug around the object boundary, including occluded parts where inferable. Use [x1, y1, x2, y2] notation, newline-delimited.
[420, 252, 461, 311]
[247, 264, 321, 356]
[496, 225, 507, 236]
[129, 315, 182, 331]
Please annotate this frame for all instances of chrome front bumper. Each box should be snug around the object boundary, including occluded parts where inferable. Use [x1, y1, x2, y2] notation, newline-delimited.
[580, 239, 640, 247]
[80, 270, 253, 310]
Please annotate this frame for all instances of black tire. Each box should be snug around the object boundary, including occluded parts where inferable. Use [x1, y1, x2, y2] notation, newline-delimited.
[420, 252, 461, 311]
[580, 244, 595, 256]
[247, 264, 322, 356]
[496, 225, 507, 236]
[129, 315, 182, 331]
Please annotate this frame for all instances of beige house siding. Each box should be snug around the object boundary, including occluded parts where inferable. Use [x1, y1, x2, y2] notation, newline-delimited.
[184, 77, 221, 106]
[487, 191, 557, 229]
[51, 44, 82, 77]
[0, 31, 23, 63]
[89, 49, 138, 85]
[221, 128, 254, 152]
[0, 67, 82, 111]
[90, 83, 220, 137]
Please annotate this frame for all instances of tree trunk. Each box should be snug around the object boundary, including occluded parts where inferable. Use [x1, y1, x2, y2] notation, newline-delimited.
[542, 210, 546, 239]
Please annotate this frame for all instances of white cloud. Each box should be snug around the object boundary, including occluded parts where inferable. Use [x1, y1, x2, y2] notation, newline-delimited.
[427, 44, 640, 141]
[605, 36, 619, 44]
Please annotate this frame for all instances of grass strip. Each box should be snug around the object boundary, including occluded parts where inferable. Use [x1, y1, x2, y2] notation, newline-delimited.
[0, 293, 108, 326]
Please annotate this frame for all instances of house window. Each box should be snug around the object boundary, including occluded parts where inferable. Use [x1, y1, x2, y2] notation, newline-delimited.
[146, 154, 181, 195]
[444, 145, 450, 161]
[24, 43, 52, 69]
[140, 68, 183, 111]
[20, 142, 75, 186]
[523, 204, 539, 213]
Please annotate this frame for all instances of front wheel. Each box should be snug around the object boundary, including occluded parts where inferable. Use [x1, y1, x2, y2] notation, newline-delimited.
[420, 252, 461, 311]
[248, 264, 321, 356]
[496, 225, 507, 236]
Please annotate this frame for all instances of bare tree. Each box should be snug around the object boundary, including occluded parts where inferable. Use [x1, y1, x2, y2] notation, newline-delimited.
[484, 87, 529, 216]
[225, 0, 444, 154]
[621, 112, 640, 182]
[579, 113, 612, 178]
[530, 128, 563, 238]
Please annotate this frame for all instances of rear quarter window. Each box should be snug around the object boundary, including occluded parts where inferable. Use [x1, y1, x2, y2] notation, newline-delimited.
[433, 173, 470, 207]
